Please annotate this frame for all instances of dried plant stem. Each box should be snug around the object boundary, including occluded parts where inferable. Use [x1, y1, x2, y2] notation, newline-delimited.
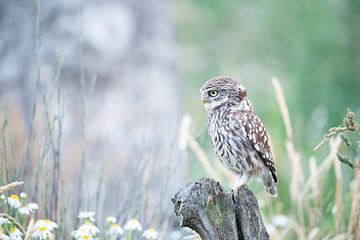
[271, 77, 293, 140]
[334, 150, 343, 228]
[179, 114, 221, 180]
[272, 77, 304, 204]
[313, 126, 347, 151]
[0, 181, 24, 194]
[0, 213, 25, 235]
[314, 110, 360, 151]
[24, 219, 35, 240]
[272, 77, 311, 239]
[309, 157, 320, 204]
[348, 169, 360, 236]
[188, 135, 221, 180]
[301, 137, 341, 197]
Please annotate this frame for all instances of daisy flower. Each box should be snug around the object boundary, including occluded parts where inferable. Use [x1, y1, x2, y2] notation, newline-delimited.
[78, 221, 99, 236]
[18, 205, 31, 215]
[78, 212, 96, 222]
[28, 203, 39, 211]
[72, 229, 93, 240]
[7, 194, 21, 209]
[9, 226, 23, 240]
[20, 192, 27, 200]
[107, 223, 124, 236]
[124, 218, 142, 231]
[0, 233, 10, 240]
[0, 194, 5, 201]
[106, 216, 117, 225]
[0, 217, 10, 226]
[32, 220, 54, 240]
[34, 219, 58, 231]
[18, 202, 38, 216]
[272, 215, 290, 228]
[142, 228, 159, 240]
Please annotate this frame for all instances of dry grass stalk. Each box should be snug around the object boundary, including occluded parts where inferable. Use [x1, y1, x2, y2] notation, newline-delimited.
[24, 219, 35, 240]
[0, 213, 25, 235]
[348, 169, 360, 236]
[314, 109, 359, 151]
[313, 126, 347, 151]
[179, 114, 221, 180]
[214, 161, 234, 182]
[188, 135, 221, 180]
[334, 150, 343, 227]
[272, 77, 306, 239]
[301, 137, 341, 197]
[0, 181, 24, 194]
[309, 157, 320, 202]
[271, 77, 304, 202]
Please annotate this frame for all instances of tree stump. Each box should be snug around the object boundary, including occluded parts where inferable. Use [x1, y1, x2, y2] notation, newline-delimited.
[171, 177, 269, 240]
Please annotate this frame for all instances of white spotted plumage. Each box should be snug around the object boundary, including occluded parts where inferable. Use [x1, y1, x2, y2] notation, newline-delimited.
[200, 76, 278, 197]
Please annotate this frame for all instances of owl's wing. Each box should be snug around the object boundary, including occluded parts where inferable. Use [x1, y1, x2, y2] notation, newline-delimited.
[236, 110, 277, 183]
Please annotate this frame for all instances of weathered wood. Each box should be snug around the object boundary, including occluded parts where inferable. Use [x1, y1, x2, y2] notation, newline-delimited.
[172, 177, 269, 240]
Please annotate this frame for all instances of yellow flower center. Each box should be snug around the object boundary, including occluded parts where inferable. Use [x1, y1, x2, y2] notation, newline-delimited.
[10, 194, 20, 200]
[85, 220, 93, 226]
[83, 235, 90, 239]
[39, 226, 47, 231]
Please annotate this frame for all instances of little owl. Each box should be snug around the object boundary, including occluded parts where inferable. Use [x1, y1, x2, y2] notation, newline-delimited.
[200, 76, 277, 197]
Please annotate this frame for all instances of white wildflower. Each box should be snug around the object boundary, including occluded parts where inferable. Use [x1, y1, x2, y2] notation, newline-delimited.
[272, 215, 290, 228]
[78, 221, 99, 236]
[34, 219, 58, 231]
[332, 205, 337, 215]
[72, 229, 93, 240]
[32, 220, 54, 240]
[28, 203, 39, 211]
[142, 228, 159, 239]
[18, 205, 31, 215]
[20, 192, 27, 199]
[78, 212, 96, 222]
[124, 218, 142, 231]
[106, 216, 117, 225]
[0, 217, 10, 226]
[19, 202, 38, 215]
[7, 194, 21, 208]
[107, 223, 124, 236]
[9, 227, 23, 240]
[0, 233, 10, 240]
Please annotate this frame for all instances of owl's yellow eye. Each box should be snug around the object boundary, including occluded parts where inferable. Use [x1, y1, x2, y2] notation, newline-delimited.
[209, 90, 218, 97]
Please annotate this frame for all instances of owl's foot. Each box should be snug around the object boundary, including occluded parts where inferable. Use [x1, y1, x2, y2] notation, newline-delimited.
[232, 174, 250, 194]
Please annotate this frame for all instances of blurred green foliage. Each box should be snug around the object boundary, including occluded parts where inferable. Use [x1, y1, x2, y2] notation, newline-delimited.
[173, 0, 360, 148]
[172, 1, 360, 237]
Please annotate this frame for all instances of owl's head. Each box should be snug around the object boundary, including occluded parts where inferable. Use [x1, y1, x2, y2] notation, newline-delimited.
[200, 76, 248, 112]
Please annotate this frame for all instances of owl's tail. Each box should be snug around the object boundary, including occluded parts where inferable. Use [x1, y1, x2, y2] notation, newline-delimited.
[261, 170, 278, 197]
[265, 182, 278, 197]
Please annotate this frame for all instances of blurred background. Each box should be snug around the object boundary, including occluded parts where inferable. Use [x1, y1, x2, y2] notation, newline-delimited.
[0, 0, 359, 239]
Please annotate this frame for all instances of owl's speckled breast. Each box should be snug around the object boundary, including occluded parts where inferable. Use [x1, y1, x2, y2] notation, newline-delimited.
[208, 109, 255, 175]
